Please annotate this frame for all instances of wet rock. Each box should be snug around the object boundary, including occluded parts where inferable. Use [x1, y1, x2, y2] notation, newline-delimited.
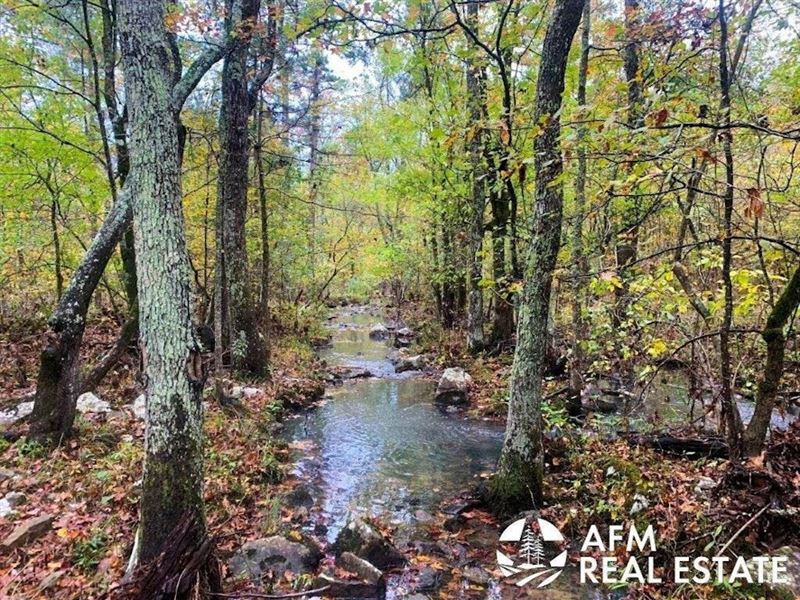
[434, 368, 472, 404]
[333, 516, 406, 570]
[336, 552, 383, 584]
[0, 492, 26, 518]
[75, 392, 111, 413]
[369, 324, 390, 340]
[1, 514, 54, 550]
[283, 484, 314, 509]
[337, 367, 373, 380]
[314, 573, 386, 599]
[393, 327, 415, 348]
[395, 354, 428, 374]
[414, 566, 441, 592]
[228, 535, 322, 581]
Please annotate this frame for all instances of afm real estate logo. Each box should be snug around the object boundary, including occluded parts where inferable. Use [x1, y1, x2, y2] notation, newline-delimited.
[497, 517, 791, 589]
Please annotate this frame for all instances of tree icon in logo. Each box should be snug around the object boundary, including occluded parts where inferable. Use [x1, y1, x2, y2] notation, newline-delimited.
[519, 526, 544, 567]
[497, 517, 567, 588]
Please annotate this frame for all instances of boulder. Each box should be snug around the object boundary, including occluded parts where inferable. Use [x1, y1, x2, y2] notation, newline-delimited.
[434, 368, 472, 404]
[314, 573, 386, 599]
[336, 552, 383, 584]
[333, 517, 406, 570]
[0, 492, 26, 518]
[1, 514, 54, 550]
[395, 355, 428, 374]
[76, 392, 111, 414]
[228, 535, 322, 581]
[368, 324, 390, 340]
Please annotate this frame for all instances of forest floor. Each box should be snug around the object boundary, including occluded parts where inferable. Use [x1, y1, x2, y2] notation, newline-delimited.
[0, 305, 798, 599]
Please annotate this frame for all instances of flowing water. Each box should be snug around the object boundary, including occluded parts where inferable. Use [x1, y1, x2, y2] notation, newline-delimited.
[283, 306, 505, 542]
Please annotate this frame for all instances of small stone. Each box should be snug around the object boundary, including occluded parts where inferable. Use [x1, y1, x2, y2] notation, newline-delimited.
[1, 514, 54, 550]
[694, 476, 716, 495]
[0, 469, 14, 482]
[38, 570, 64, 591]
[131, 394, 146, 420]
[414, 566, 441, 592]
[76, 392, 111, 413]
[0, 401, 33, 426]
[121, 434, 134, 443]
[630, 493, 649, 515]
[462, 566, 489, 585]
[414, 510, 433, 523]
[336, 552, 384, 584]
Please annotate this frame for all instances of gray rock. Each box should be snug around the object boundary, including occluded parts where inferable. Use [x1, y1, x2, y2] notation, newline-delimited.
[0, 469, 15, 482]
[395, 355, 428, 374]
[749, 546, 800, 598]
[434, 368, 472, 404]
[369, 324, 390, 340]
[75, 392, 110, 413]
[414, 566, 441, 592]
[228, 535, 322, 581]
[336, 552, 383, 584]
[314, 573, 386, 599]
[333, 516, 406, 570]
[0, 492, 26, 518]
[694, 476, 716, 495]
[1, 514, 54, 550]
[0, 401, 33, 426]
[131, 394, 146, 420]
[462, 566, 489, 585]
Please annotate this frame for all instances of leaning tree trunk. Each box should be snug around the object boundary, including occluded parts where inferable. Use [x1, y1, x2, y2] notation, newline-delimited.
[486, 0, 583, 515]
[216, 0, 267, 376]
[29, 192, 131, 439]
[464, 0, 487, 353]
[743, 265, 800, 455]
[118, 0, 207, 566]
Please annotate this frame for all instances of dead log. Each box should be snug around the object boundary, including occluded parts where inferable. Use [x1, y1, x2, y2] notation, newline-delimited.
[624, 433, 729, 459]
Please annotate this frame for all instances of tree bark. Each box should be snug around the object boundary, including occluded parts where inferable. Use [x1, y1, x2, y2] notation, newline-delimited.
[464, 0, 486, 353]
[216, 0, 268, 376]
[486, 0, 583, 515]
[743, 265, 800, 455]
[718, 0, 744, 457]
[29, 192, 132, 439]
[118, 0, 208, 566]
[568, 0, 590, 417]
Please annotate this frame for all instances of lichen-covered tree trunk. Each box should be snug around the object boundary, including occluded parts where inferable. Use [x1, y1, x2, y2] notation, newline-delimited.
[29, 192, 131, 439]
[216, 0, 267, 375]
[743, 265, 800, 455]
[464, 0, 486, 354]
[487, 0, 583, 515]
[118, 0, 206, 563]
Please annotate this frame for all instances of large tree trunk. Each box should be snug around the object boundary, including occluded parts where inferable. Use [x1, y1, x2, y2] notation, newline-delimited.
[118, 0, 207, 566]
[486, 0, 583, 515]
[29, 192, 131, 438]
[743, 266, 800, 455]
[216, 0, 267, 376]
[464, 0, 486, 353]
